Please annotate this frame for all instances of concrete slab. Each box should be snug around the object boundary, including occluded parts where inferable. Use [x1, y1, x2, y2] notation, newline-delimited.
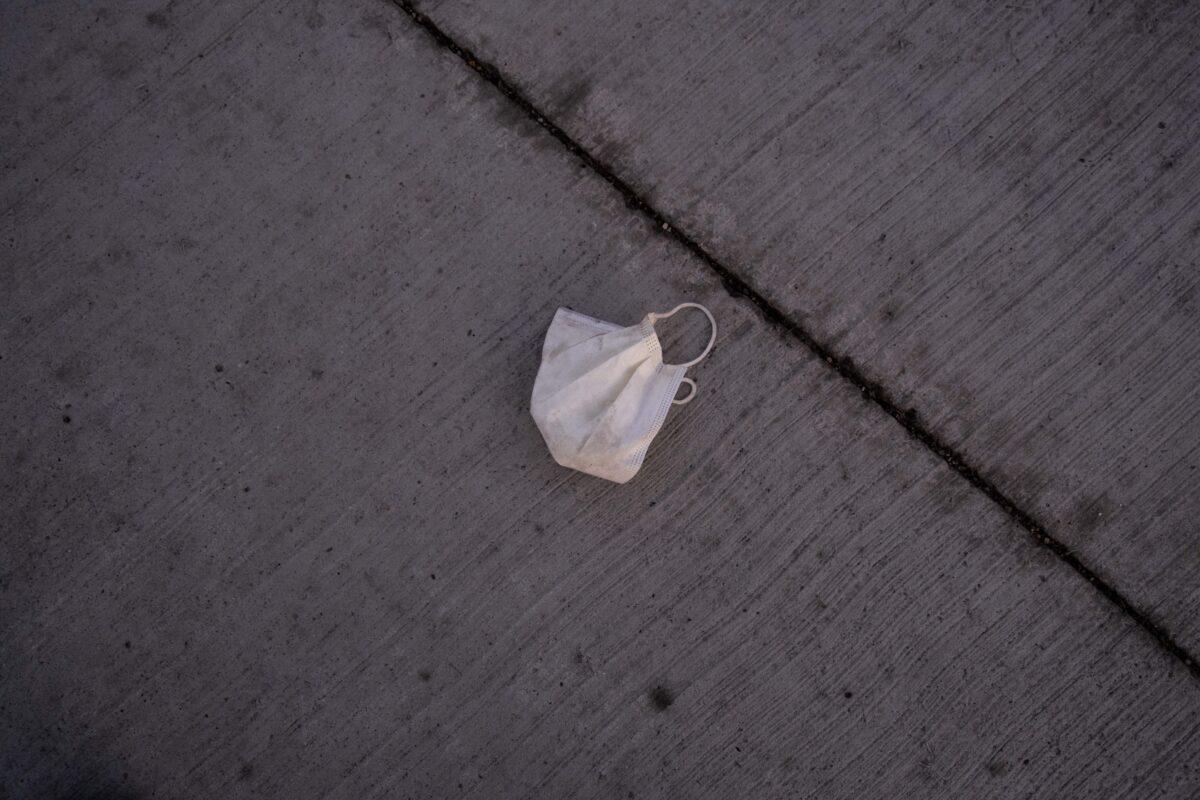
[412, 0, 1200, 652]
[3, 1, 1200, 798]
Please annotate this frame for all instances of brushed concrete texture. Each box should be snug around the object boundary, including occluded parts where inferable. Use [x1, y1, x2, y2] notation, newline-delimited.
[3, 1, 1200, 799]
[0, 0, 266, 215]
[413, 0, 1200, 651]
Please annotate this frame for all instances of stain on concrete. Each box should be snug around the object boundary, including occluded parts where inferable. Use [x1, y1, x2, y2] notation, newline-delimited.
[53, 359, 85, 384]
[305, 0, 325, 30]
[595, 137, 632, 176]
[359, 12, 395, 44]
[145, 10, 171, 29]
[551, 76, 592, 119]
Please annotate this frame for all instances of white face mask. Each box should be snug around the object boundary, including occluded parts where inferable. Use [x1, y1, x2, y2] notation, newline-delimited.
[530, 302, 717, 484]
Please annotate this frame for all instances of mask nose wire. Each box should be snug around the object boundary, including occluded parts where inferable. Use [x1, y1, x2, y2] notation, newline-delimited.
[647, 302, 717, 368]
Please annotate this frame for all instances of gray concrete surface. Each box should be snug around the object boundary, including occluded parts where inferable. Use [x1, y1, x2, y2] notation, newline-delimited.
[415, 0, 1200, 652]
[2, 1, 1199, 798]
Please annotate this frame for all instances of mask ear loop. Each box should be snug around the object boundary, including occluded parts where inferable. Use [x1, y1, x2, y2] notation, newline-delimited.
[673, 378, 698, 405]
[647, 303, 716, 405]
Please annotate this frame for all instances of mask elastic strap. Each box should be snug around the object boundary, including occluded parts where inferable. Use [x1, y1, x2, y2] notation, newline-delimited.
[648, 302, 717, 368]
[673, 377, 698, 405]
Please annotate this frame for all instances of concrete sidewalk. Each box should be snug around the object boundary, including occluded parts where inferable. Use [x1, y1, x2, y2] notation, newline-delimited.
[416, 0, 1200, 654]
[2, 1, 1198, 798]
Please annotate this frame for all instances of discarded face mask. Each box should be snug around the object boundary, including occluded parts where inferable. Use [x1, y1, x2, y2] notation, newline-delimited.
[530, 302, 717, 484]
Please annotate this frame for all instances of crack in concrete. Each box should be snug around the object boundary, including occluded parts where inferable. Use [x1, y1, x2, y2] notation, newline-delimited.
[385, 0, 1200, 682]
